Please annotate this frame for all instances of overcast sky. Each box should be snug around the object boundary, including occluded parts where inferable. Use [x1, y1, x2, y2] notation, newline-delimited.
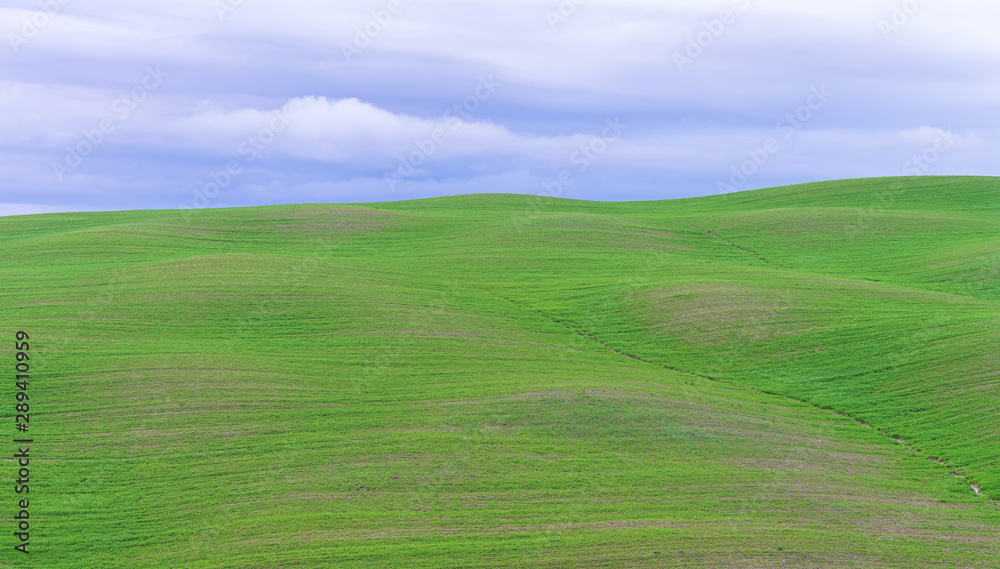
[1, 0, 997, 215]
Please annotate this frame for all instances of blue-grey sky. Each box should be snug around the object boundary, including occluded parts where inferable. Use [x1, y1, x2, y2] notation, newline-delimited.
[1, 0, 997, 215]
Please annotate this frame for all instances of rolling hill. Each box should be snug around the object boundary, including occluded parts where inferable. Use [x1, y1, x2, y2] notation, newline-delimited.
[1, 176, 998, 567]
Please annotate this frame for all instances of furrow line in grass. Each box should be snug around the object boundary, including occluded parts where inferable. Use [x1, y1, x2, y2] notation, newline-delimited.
[484, 288, 991, 500]
[692, 225, 771, 264]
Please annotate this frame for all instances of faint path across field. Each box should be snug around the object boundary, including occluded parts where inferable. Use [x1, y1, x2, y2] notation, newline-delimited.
[488, 288, 989, 500]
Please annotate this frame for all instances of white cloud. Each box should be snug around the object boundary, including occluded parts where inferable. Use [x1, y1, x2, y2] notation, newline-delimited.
[90, 95, 597, 167]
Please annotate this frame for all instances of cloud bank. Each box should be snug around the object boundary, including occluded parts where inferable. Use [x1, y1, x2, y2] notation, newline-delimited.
[0, 0, 997, 213]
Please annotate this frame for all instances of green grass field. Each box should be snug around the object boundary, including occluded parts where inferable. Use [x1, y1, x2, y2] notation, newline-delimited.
[1, 176, 998, 567]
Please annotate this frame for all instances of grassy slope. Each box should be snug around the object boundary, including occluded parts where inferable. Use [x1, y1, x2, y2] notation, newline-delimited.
[380, 175, 1000, 492]
[0, 176, 997, 567]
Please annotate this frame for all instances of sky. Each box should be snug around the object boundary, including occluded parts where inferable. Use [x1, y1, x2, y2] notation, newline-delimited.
[1, 0, 997, 215]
